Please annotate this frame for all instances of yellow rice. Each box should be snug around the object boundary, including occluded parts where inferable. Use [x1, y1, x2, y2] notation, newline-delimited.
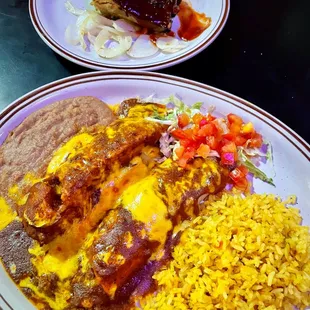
[140, 194, 310, 310]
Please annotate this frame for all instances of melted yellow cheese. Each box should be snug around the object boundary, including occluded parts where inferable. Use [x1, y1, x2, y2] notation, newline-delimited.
[121, 177, 172, 244]
[24, 231, 97, 309]
[19, 277, 72, 310]
[126, 103, 167, 119]
[8, 172, 40, 206]
[106, 126, 116, 139]
[0, 197, 17, 230]
[108, 103, 120, 114]
[47, 133, 94, 174]
[29, 242, 80, 281]
[23, 172, 42, 185]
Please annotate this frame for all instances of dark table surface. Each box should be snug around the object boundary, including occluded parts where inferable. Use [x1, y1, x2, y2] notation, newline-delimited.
[0, 0, 309, 142]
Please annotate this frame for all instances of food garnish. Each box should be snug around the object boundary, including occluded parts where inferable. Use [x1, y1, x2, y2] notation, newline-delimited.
[145, 95, 274, 189]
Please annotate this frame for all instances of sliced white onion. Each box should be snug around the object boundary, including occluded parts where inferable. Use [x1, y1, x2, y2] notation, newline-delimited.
[75, 15, 88, 50]
[79, 34, 87, 50]
[65, 24, 80, 45]
[88, 26, 102, 37]
[77, 13, 114, 50]
[209, 150, 220, 158]
[76, 12, 90, 34]
[77, 11, 113, 36]
[87, 32, 96, 45]
[98, 36, 132, 58]
[113, 19, 140, 33]
[65, 0, 84, 16]
[94, 27, 117, 52]
[127, 35, 159, 58]
[95, 27, 132, 58]
[156, 36, 188, 53]
[87, 11, 113, 27]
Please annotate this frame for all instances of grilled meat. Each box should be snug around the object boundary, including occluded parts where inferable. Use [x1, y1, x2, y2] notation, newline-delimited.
[92, 0, 182, 32]
[0, 96, 115, 201]
[89, 158, 228, 299]
[19, 104, 167, 244]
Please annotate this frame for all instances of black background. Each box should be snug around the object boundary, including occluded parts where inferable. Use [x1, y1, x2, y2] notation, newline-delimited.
[0, 0, 309, 142]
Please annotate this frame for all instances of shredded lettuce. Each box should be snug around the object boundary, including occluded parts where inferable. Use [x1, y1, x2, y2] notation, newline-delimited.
[144, 95, 209, 127]
[264, 139, 276, 178]
[238, 149, 275, 186]
[144, 117, 174, 125]
[192, 102, 203, 110]
[240, 147, 266, 157]
[265, 140, 273, 163]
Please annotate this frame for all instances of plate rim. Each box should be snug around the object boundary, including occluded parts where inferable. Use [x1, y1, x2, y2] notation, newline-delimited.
[28, 0, 230, 71]
[0, 71, 309, 160]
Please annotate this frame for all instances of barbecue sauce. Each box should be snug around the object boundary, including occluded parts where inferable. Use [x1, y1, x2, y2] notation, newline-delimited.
[115, 0, 180, 30]
[177, 1, 211, 41]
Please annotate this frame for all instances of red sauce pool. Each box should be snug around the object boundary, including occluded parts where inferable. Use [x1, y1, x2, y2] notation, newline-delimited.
[177, 1, 211, 41]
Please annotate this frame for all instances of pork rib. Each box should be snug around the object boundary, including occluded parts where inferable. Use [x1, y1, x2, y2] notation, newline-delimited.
[92, 0, 182, 32]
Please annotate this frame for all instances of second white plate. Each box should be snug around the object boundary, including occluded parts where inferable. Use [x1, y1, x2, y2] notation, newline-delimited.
[29, 0, 229, 71]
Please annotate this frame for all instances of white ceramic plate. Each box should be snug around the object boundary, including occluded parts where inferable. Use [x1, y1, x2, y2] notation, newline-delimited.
[29, 0, 229, 71]
[0, 71, 309, 309]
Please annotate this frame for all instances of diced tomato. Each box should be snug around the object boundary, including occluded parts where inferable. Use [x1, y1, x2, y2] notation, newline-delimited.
[227, 114, 243, 126]
[184, 128, 196, 141]
[248, 132, 263, 148]
[178, 146, 196, 168]
[238, 165, 249, 175]
[192, 126, 200, 136]
[175, 146, 185, 159]
[229, 166, 249, 190]
[230, 123, 242, 134]
[170, 110, 262, 180]
[229, 167, 246, 183]
[197, 123, 217, 137]
[206, 114, 216, 122]
[227, 114, 243, 134]
[177, 113, 190, 128]
[179, 138, 192, 148]
[221, 152, 235, 165]
[197, 144, 210, 158]
[221, 141, 237, 154]
[235, 178, 249, 191]
[235, 135, 247, 146]
[193, 113, 204, 125]
[222, 133, 236, 142]
[178, 157, 188, 168]
[199, 119, 208, 127]
[221, 141, 237, 162]
[205, 136, 219, 150]
[184, 147, 196, 159]
[171, 129, 189, 140]
[197, 114, 215, 127]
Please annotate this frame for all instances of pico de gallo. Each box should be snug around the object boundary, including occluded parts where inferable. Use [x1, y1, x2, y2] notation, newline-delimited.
[144, 95, 274, 190]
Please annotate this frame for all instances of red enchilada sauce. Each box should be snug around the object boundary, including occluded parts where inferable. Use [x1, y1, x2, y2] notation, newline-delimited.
[177, 1, 211, 41]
